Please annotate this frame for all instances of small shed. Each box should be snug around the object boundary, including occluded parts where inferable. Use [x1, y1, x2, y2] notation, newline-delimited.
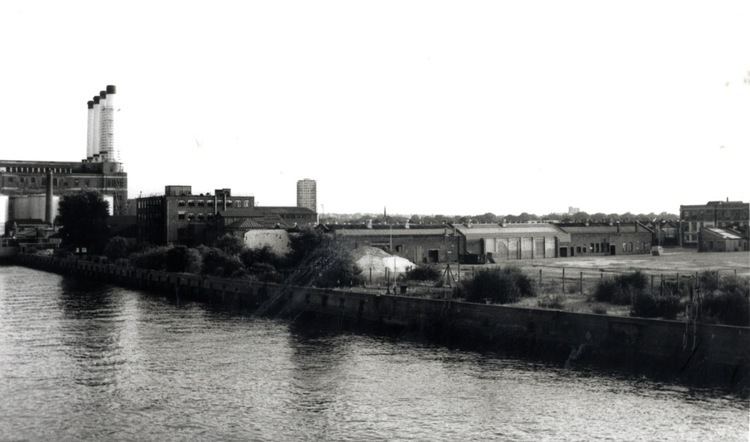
[699, 227, 748, 252]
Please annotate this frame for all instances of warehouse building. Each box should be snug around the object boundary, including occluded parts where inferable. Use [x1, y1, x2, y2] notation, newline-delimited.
[454, 223, 569, 263]
[558, 222, 652, 256]
[327, 223, 458, 264]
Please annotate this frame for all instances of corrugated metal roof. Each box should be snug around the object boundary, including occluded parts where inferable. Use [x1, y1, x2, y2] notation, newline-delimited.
[558, 223, 650, 234]
[335, 228, 449, 237]
[454, 223, 568, 239]
[705, 227, 743, 240]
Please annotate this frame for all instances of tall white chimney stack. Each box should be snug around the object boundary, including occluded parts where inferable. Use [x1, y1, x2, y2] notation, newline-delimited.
[100, 85, 116, 162]
[97, 90, 108, 161]
[86, 100, 94, 161]
[92, 95, 101, 161]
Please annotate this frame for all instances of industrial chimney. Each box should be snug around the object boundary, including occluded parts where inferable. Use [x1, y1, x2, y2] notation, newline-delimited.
[86, 101, 94, 161]
[100, 85, 116, 162]
[97, 90, 108, 161]
[92, 96, 101, 161]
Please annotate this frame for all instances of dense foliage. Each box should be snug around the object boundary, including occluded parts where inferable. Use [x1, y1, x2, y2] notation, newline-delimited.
[103, 236, 130, 261]
[699, 275, 750, 326]
[593, 271, 648, 305]
[57, 191, 110, 253]
[460, 267, 535, 304]
[404, 265, 441, 282]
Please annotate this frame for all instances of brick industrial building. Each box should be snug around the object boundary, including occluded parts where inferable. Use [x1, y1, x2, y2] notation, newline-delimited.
[136, 185, 317, 245]
[679, 200, 749, 247]
[326, 224, 459, 264]
[558, 222, 653, 256]
[136, 186, 255, 244]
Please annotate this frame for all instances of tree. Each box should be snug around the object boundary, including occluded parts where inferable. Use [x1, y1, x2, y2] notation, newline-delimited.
[57, 191, 110, 253]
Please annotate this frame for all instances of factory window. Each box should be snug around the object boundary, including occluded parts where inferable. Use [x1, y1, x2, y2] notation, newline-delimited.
[243, 200, 250, 208]
[188, 200, 195, 207]
[595, 243, 599, 253]
[234, 201, 241, 208]
[590, 243, 594, 252]
[396, 245, 403, 252]
[53, 178, 58, 185]
[197, 200, 205, 207]
[178, 211, 186, 220]
[31, 177, 36, 184]
[187, 213, 195, 220]
[19, 177, 24, 183]
[178, 200, 186, 207]
[197, 214, 204, 221]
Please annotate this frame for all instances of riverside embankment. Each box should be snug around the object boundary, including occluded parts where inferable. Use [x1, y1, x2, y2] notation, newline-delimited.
[14, 253, 750, 392]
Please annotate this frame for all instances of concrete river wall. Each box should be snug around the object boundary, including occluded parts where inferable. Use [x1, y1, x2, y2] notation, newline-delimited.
[13, 254, 750, 392]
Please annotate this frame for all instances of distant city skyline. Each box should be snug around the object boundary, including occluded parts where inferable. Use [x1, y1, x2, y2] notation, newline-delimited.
[1, 1, 748, 216]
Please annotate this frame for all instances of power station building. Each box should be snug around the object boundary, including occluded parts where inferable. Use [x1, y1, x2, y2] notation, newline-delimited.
[0, 85, 127, 232]
[296, 179, 316, 212]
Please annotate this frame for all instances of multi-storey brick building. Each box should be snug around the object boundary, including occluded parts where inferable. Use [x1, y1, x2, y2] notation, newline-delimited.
[136, 186, 255, 245]
[679, 200, 749, 247]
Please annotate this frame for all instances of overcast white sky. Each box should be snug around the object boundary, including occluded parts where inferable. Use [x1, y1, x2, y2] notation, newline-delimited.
[1, 1, 748, 215]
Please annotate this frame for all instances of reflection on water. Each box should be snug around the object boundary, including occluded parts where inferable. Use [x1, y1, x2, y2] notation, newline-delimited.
[0, 265, 747, 441]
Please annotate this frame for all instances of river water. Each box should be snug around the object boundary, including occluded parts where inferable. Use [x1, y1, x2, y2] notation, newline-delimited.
[0, 265, 747, 441]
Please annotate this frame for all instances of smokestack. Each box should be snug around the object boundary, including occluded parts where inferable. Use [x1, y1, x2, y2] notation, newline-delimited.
[86, 101, 94, 160]
[100, 85, 116, 162]
[45, 169, 53, 224]
[92, 96, 101, 161]
[97, 90, 108, 161]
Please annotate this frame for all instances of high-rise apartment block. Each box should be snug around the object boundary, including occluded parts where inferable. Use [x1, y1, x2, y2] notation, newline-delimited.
[296, 179, 317, 212]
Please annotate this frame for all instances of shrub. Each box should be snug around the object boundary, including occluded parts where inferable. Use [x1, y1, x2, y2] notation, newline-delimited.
[593, 271, 648, 305]
[405, 265, 441, 282]
[538, 294, 564, 309]
[200, 247, 245, 277]
[53, 248, 73, 259]
[248, 262, 283, 283]
[462, 267, 536, 304]
[591, 304, 607, 315]
[240, 246, 282, 269]
[286, 237, 364, 288]
[215, 234, 245, 256]
[130, 246, 170, 270]
[631, 292, 681, 319]
[699, 275, 750, 326]
[104, 236, 130, 261]
[166, 246, 203, 273]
